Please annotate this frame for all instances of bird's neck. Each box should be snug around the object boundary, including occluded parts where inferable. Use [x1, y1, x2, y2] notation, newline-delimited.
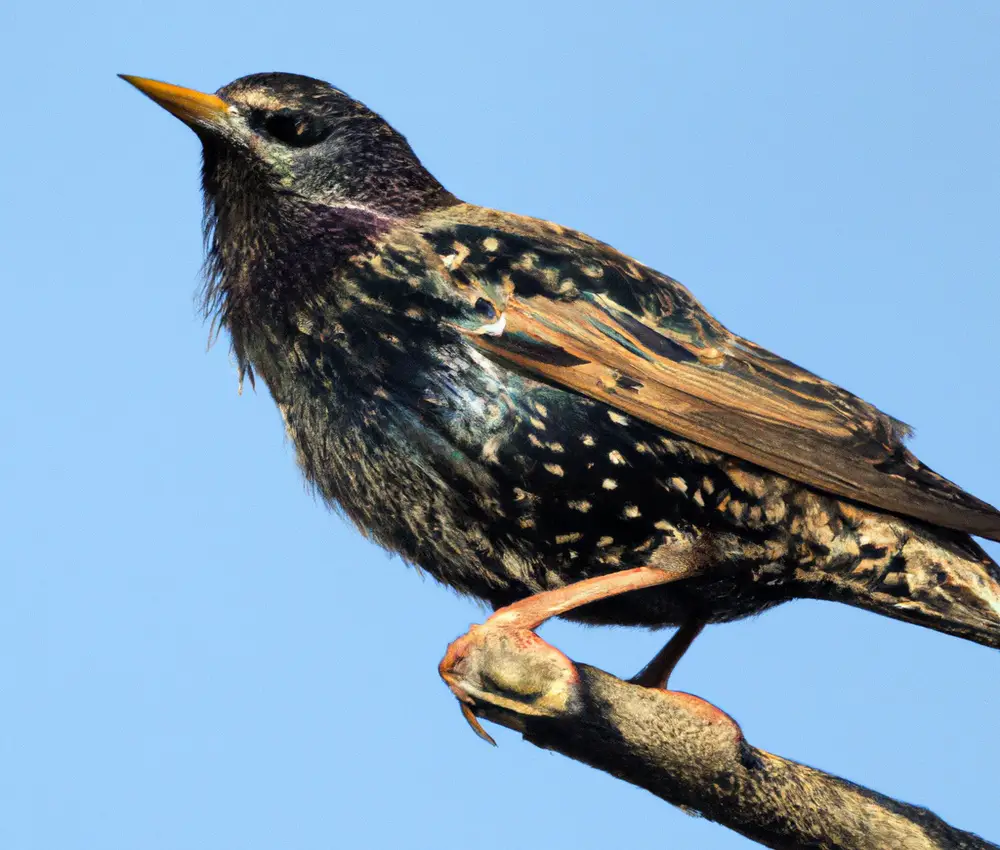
[203, 188, 385, 331]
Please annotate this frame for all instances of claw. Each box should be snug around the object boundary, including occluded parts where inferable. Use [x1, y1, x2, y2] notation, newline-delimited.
[440, 632, 498, 745]
[440, 567, 695, 746]
[459, 702, 497, 746]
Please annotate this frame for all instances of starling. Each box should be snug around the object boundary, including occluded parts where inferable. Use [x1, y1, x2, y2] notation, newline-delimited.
[123, 72, 1000, 690]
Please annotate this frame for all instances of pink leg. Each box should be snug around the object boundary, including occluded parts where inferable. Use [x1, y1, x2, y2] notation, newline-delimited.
[441, 563, 704, 742]
[486, 566, 696, 630]
[630, 618, 706, 689]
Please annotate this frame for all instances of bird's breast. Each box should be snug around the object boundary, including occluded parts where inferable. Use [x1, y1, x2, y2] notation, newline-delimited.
[247, 295, 798, 623]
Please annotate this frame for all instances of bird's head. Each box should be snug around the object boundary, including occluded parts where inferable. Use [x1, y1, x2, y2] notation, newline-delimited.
[122, 72, 461, 358]
[121, 72, 455, 219]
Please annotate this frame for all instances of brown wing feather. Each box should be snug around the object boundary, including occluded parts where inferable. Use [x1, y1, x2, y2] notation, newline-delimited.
[423, 210, 1000, 541]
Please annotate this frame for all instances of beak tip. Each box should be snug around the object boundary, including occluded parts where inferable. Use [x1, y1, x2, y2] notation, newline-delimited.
[118, 75, 230, 130]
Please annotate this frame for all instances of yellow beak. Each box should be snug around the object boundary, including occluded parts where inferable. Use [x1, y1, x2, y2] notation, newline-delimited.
[119, 75, 230, 131]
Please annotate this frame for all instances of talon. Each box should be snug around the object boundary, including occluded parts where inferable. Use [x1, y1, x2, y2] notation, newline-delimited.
[459, 702, 497, 746]
[439, 568, 702, 745]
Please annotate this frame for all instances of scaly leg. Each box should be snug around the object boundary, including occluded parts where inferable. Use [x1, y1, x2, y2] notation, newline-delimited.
[630, 618, 706, 689]
[441, 561, 703, 741]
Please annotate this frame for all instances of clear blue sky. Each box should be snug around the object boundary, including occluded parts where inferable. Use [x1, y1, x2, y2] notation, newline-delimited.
[3, 3, 998, 848]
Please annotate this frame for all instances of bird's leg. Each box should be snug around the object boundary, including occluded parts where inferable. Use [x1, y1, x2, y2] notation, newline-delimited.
[440, 561, 703, 742]
[487, 565, 698, 631]
[629, 618, 706, 689]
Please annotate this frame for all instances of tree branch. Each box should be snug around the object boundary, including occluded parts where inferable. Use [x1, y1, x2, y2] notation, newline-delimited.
[440, 625, 997, 850]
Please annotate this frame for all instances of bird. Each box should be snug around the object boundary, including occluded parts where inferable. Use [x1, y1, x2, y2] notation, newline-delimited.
[122, 72, 1000, 695]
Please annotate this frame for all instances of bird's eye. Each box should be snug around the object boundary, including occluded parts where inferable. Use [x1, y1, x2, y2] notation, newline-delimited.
[260, 109, 331, 148]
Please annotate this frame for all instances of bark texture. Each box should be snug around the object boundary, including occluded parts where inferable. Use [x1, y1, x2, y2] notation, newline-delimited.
[440, 625, 997, 850]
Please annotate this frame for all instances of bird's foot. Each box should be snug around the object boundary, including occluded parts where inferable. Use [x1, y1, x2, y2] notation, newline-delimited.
[440, 566, 698, 743]
[439, 623, 578, 745]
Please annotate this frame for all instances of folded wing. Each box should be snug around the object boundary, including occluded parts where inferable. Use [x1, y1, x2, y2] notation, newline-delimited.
[423, 215, 1000, 541]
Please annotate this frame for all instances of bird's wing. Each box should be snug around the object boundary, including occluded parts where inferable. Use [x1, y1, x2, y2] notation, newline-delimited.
[420, 216, 1000, 541]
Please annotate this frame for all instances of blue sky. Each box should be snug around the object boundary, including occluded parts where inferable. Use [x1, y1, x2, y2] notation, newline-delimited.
[3, 3, 998, 848]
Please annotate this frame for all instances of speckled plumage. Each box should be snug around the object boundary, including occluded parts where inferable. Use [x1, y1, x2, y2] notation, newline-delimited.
[125, 72, 1000, 650]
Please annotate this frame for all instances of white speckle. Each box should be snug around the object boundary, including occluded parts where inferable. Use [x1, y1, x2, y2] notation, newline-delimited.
[544, 463, 565, 477]
[555, 532, 583, 545]
[635, 442, 651, 454]
[518, 517, 536, 529]
[597, 536, 614, 547]
[581, 434, 596, 447]
[623, 504, 641, 519]
[608, 411, 629, 425]
[501, 550, 534, 583]
[533, 402, 548, 417]
[654, 519, 673, 531]
[763, 499, 786, 523]
[544, 570, 566, 588]
[602, 478, 618, 490]
[512, 488, 530, 502]
[446, 241, 471, 269]
[988, 594, 1000, 619]
[693, 490, 705, 507]
[528, 433, 544, 448]
[529, 417, 546, 431]
[471, 312, 507, 337]
[480, 435, 503, 464]
[669, 476, 688, 494]
[547, 442, 565, 453]
[608, 450, 626, 466]
[482, 236, 500, 252]
[568, 500, 592, 513]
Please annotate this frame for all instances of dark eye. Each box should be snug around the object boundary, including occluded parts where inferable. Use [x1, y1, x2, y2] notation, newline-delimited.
[261, 109, 331, 148]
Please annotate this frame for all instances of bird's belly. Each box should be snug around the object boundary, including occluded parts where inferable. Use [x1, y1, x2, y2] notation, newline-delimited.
[403, 384, 794, 626]
[278, 362, 793, 628]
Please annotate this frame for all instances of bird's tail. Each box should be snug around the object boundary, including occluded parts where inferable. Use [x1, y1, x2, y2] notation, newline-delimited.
[800, 525, 1000, 650]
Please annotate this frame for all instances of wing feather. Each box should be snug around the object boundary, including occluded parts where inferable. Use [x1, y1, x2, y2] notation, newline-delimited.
[420, 212, 1000, 541]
